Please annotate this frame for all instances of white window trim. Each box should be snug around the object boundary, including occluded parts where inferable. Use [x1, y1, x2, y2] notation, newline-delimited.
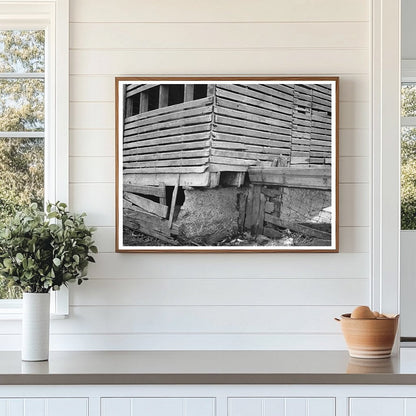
[371, 0, 401, 324]
[0, 0, 69, 317]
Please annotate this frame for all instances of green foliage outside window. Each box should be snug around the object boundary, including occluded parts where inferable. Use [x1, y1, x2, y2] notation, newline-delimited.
[0, 30, 45, 298]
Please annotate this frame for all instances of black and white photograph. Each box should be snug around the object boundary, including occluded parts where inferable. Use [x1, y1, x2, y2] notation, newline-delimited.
[116, 78, 338, 252]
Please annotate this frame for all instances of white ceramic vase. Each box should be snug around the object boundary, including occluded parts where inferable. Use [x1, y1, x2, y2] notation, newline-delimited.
[22, 292, 50, 361]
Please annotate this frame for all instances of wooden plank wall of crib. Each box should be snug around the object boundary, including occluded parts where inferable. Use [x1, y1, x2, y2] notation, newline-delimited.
[212, 83, 333, 171]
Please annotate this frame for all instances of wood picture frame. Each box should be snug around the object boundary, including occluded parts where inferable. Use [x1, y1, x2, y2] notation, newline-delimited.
[115, 77, 339, 253]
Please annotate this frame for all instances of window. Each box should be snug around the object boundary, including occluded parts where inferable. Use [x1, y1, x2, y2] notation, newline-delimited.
[0, 0, 69, 314]
[401, 81, 416, 230]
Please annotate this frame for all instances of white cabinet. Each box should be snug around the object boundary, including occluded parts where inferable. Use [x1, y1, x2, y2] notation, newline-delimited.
[101, 398, 215, 416]
[228, 397, 335, 416]
[350, 398, 416, 416]
[0, 398, 88, 416]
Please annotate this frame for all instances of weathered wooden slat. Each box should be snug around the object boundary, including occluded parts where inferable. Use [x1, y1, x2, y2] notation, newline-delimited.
[214, 125, 291, 143]
[263, 226, 283, 240]
[124, 203, 178, 234]
[294, 97, 312, 108]
[311, 133, 332, 142]
[124, 217, 176, 244]
[124, 166, 208, 174]
[124, 192, 169, 218]
[311, 102, 332, 112]
[311, 88, 333, 101]
[210, 155, 268, 167]
[126, 83, 145, 92]
[139, 92, 149, 113]
[310, 151, 331, 158]
[311, 95, 332, 107]
[126, 96, 134, 118]
[215, 88, 293, 121]
[294, 90, 313, 102]
[291, 156, 309, 164]
[250, 185, 262, 235]
[159, 183, 167, 206]
[211, 148, 277, 163]
[248, 166, 331, 190]
[124, 138, 210, 155]
[291, 144, 310, 151]
[212, 139, 290, 155]
[125, 114, 213, 136]
[159, 85, 169, 108]
[247, 84, 296, 108]
[244, 185, 254, 230]
[256, 193, 266, 235]
[124, 96, 214, 124]
[124, 156, 209, 169]
[168, 176, 179, 229]
[292, 138, 310, 146]
[217, 84, 293, 114]
[124, 149, 210, 163]
[214, 106, 292, 130]
[214, 115, 292, 136]
[125, 105, 213, 130]
[292, 131, 311, 140]
[263, 83, 295, 97]
[124, 124, 211, 143]
[216, 97, 293, 125]
[264, 214, 332, 240]
[311, 113, 332, 124]
[310, 158, 326, 164]
[310, 144, 331, 152]
[309, 84, 332, 96]
[311, 126, 331, 135]
[125, 85, 154, 98]
[125, 83, 152, 94]
[292, 117, 311, 127]
[312, 120, 332, 130]
[123, 202, 177, 232]
[125, 171, 211, 187]
[123, 184, 166, 197]
[214, 132, 291, 149]
[208, 164, 247, 172]
[184, 84, 194, 102]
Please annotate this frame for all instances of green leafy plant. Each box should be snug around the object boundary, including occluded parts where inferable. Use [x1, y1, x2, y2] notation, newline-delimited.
[0, 202, 97, 293]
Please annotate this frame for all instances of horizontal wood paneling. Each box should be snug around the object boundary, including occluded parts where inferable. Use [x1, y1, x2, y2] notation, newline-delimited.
[70, 22, 368, 49]
[339, 157, 369, 183]
[70, 49, 368, 75]
[86, 253, 369, 279]
[70, 157, 114, 183]
[69, 74, 369, 103]
[61, 0, 372, 351]
[70, 0, 369, 23]
[0, 333, 347, 351]
[70, 278, 368, 306]
[339, 129, 369, 157]
[69, 130, 114, 157]
[339, 184, 369, 227]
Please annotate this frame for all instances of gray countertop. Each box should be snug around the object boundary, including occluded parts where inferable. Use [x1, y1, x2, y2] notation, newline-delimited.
[2, 349, 416, 385]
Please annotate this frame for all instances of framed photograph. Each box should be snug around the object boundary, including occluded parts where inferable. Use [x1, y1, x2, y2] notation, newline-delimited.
[115, 77, 339, 252]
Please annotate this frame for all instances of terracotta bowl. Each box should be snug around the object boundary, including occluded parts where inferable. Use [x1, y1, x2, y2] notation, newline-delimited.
[337, 313, 399, 359]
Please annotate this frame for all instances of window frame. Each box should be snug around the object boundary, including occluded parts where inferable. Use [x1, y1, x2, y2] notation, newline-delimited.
[0, 0, 69, 317]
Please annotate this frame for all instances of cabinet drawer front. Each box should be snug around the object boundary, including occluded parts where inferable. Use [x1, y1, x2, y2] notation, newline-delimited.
[101, 397, 215, 416]
[0, 398, 88, 416]
[350, 398, 416, 416]
[228, 397, 335, 416]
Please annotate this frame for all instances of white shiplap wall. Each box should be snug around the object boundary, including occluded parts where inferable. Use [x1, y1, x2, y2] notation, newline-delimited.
[57, 0, 371, 350]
